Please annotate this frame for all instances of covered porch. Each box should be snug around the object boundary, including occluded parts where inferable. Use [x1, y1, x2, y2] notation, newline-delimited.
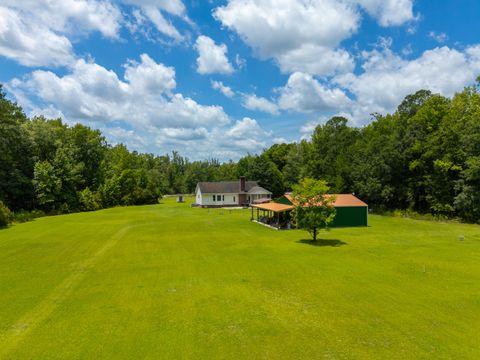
[250, 203, 294, 230]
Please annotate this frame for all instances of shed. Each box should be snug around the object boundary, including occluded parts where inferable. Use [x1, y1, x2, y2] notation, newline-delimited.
[176, 195, 184, 203]
[277, 193, 368, 227]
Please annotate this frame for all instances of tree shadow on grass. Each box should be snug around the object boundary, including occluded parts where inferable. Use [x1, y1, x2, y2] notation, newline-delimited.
[296, 239, 347, 247]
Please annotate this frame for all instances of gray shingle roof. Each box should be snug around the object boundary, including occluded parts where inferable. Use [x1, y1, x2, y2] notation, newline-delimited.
[247, 186, 272, 194]
[197, 181, 259, 194]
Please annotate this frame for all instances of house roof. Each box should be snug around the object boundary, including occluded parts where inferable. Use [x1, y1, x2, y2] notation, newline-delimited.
[247, 186, 272, 195]
[282, 193, 368, 207]
[251, 203, 294, 213]
[197, 181, 259, 194]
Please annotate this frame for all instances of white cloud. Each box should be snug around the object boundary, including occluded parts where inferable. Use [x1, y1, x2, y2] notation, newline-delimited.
[12, 54, 227, 128]
[121, 0, 190, 41]
[428, 31, 448, 44]
[137, 5, 183, 40]
[195, 35, 234, 75]
[214, 0, 358, 77]
[0, 6, 75, 67]
[276, 45, 355, 77]
[8, 54, 274, 160]
[214, 0, 416, 76]
[211, 80, 235, 98]
[0, 0, 123, 67]
[1, 0, 122, 38]
[242, 94, 279, 115]
[220, 117, 271, 152]
[354, 0, 415, 26]
[335, 45, 480, 123]
[278, 72, 352, 113]
[214, 0, 358, 56]
[0, 0, 122, 38]
[235, 54, 246, 69]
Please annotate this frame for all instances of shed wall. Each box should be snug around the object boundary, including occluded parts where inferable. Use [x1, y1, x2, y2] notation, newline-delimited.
[332, 206, 368, 227]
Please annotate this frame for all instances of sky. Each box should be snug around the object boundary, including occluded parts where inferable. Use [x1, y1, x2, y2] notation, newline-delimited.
[0, 0, 479, 161]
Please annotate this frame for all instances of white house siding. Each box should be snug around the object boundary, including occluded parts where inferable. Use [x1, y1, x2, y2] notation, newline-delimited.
[247, 187, 272, 203]
[196, 187, 203, 205]
[199, 193, 238, 206]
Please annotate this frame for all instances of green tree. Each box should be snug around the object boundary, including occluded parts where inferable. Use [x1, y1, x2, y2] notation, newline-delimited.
[306, 116, 358, 193]
[0, 85, 34, 210]
[236, 154, 284, 195]
[33, 160, 62, 211]
[291, 178, 336, 241]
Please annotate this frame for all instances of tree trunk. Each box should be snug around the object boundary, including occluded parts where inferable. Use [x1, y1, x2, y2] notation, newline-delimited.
[313, 227, 317, 241]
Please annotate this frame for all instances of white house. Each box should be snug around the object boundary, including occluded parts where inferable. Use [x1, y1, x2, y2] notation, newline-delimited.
[195, 177, 272, 207]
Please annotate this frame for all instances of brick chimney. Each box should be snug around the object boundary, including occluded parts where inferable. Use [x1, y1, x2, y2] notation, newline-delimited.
[239, 176, 246, 192]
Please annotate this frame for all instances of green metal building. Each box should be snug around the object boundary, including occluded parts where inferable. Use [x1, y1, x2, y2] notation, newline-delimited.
[277, 193, 368, 228]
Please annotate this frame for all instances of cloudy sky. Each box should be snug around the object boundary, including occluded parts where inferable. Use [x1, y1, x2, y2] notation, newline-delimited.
[1, 0, 479, 160]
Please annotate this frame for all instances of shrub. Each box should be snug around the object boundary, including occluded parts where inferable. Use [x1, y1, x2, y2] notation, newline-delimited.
[78, 188, 102, 212]
[12, 209, 46, 223]
[0, 201, 12, 227]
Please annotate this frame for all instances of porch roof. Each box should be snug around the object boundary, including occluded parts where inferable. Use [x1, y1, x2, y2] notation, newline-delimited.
[251, 203, 294, 213]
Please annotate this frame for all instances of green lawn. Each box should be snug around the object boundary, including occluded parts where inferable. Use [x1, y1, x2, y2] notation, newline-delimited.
[0, 198, 479, 359]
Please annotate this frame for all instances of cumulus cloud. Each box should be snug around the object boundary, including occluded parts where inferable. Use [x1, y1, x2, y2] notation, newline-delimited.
[195, 35, 234, 75]
[335, 45, 480, 123]
[214, 0, 416, 76]
[277, 72, 352, 113]
[211, 80, 235, 98]
[220, 117, 271, 152]
[354, 0, 416, 26]
[0, 0, 192, 68]
[242, 94, 279, 115]
[242, 44, 480, 129]
[214, 0, 358, 76]
[1, 0, 122, 38]
[8, 54, 273, 160]
[276, 45, 354, 77]
[0, 0, 123, 67]
[0, 7, 75, 67]
[123, 0, 192, 41]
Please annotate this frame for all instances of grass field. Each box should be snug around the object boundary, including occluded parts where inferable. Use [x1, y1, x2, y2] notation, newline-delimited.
[0, 198, 479, 359]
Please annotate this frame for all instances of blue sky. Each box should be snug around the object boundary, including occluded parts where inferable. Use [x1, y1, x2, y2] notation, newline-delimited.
[1, 0, 479, 160]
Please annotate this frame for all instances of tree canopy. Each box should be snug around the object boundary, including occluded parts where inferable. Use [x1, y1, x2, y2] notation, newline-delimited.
[291, 178, 336, 241]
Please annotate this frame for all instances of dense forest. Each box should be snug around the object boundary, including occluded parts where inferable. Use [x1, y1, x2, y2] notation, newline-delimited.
[1, 81, 480, 223]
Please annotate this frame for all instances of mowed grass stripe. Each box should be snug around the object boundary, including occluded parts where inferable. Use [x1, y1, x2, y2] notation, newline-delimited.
[0, 224, 133, 357]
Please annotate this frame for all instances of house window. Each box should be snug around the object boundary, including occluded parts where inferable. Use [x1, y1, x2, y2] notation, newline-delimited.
[212, 195, 215, 202]
[234, 196, 236, 202]
[222, 195, 225, 201]
[217, 195, 222, 201]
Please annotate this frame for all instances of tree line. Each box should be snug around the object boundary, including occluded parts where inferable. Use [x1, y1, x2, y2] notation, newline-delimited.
[1, 81, 479, 224]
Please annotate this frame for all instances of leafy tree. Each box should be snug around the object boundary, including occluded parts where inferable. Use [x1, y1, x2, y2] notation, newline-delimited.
[306, 116, 358, 193]
[264, 143, 294, 171]
[0, 85, 34, 210]
[283, 142, 307, 190]
[33, 160, 61, 211]
[236, 154, 284, 195]
[291, 178, 336, 241]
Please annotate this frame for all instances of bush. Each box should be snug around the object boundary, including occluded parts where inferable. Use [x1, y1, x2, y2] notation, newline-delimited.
[374, 208, 451, 222]
[12, 209, 46, 223]
[78, 188, 102, 212]
[0, 201, 12, 227]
